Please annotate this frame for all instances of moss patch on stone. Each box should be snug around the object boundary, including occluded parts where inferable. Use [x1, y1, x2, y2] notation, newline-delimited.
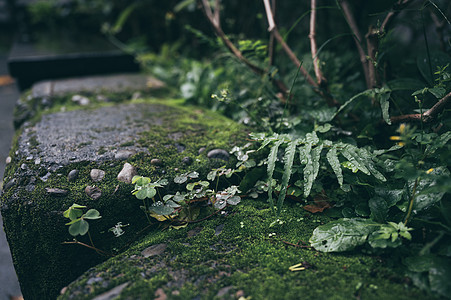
[58, 200, 435, 300]
[1, 96, 247, 299]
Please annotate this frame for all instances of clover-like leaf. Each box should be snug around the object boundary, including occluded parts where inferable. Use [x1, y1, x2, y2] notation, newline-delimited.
[83, 209, 101, 220]
[68, 219, 89, 237]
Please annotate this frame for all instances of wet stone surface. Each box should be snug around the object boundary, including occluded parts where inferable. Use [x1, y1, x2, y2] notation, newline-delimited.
[17, 103, 168, 170]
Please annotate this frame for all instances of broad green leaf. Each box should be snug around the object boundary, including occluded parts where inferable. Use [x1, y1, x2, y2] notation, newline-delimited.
[310, 218, 380, 252]
[411, 167, 448, 211]
[326, 146, 343, 188]
[429, 87, 446, 98]
[425, 131, 451, 156]
[68, 219, 89, 236]
[83, 209, 101, 220]
[375, 186, 404, 207]
[277, 139, 298, 212]
[267, 139, 284, 212]
[341, 145, 370, 175]
[150, 202, 174, 215]
[135, 188, 148, 200]
[378, 91, 391, 125]
[227, 196, 241, 205]
[369, 197, 388, 223]
[174, 175, 188, 184]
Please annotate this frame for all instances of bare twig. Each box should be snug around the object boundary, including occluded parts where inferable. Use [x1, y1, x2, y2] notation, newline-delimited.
[309, 0, 327, 86]
[214, 0, 220, 25]
[391, 91, 451, 123]
[338, 0, 371, 89]
[268, 0, 276, 67]
[263, 0, 318, 88]
[200, 0, 289, 96]
[380, 0, 415, 33]
[365, 26, 379, 88]
[62, 240, 114, 257]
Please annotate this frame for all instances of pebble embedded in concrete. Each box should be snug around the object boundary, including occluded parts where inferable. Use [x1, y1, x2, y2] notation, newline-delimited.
[85, 186, 102, 200]
[90, 169, 105, 182]
[117, 163, 137, 184]
[67, 169, 79, 181]
[46, 188, 68, 196]
[207, 149, 230, 161]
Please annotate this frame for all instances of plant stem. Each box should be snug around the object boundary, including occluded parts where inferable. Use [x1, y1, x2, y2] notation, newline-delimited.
[62, 240, 114, 257]
[404, 178, 419, 225]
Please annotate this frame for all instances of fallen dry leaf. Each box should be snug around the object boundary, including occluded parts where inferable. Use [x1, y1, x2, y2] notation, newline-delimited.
[303, 191, 332, 213]
[0, 75, 14, 86]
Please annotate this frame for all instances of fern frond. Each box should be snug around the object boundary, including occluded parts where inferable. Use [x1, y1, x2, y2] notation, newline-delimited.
[341, 144, 371, 176]
[267, 139, 284, 213]
[277, 138, 299, 215]
[327, 145, 343, 188]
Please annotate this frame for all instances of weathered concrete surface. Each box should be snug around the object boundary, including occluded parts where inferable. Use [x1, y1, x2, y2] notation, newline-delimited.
[31, 73, 165, 98]
[18, 103, 165, 169]
[0, 55, 23, 300]
[0, 80, 245, 299]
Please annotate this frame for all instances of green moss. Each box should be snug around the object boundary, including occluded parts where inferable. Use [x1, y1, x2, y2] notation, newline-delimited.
[58, 201, 436, 300]
[1, 96, 247, 299]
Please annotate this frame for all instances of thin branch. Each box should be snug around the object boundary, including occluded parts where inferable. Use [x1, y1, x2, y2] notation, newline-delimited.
[365, 26, 379, 88]
[390, 91, 451, 124]
[263, 0, 317, 88]
[200, 0, 289, 95]
[214, 0, 220, 26]
[309, 0, 327, 86]
[268, 0, 276, 67]
[338, 0, 371, 89]
[380, 0, 415, 33]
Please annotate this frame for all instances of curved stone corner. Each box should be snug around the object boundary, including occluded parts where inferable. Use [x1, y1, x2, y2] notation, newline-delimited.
[0, 99, 246, 299]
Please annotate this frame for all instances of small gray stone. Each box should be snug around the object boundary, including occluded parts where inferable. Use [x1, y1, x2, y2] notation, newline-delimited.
[182, 156, 193, 165]
[117, 163, 137, 184]
[71, 94, 90, 106]
[141, 243, 167, 258]
[85, 186, 102, 200]
[46, 188, 68, 196]
[40, 172, 52, 182]
[92, 282, 130, 300]
[86, 277, 103, 285]
[67, 169, 79, 181]
[4, 178, 16, 190]
[207, 149, 230, 161]
[90, 169, 105, 182]
[151, 158, 163, 166]
[5, 156, 11, 164]
[198, 147, 206, 154]
[115, 150, 134, 160]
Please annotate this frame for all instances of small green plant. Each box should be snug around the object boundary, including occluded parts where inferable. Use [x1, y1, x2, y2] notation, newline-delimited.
[63, 204, 101, 237]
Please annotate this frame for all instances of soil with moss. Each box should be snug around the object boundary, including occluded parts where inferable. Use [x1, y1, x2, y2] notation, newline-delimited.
[0, 89, 246, 299]
[58, 201, 434, 300]
[0, 79, 439, 300]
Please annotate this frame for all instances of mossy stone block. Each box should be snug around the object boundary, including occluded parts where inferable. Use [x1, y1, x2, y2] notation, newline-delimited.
[58, 202, 434, 300]
[0, 97, 246, 299]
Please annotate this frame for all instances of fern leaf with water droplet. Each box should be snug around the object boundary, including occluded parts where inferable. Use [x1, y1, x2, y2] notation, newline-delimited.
[277, 138, 299, 214]
[327, 145, 343, 188]
[267, 139, 284, 212]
